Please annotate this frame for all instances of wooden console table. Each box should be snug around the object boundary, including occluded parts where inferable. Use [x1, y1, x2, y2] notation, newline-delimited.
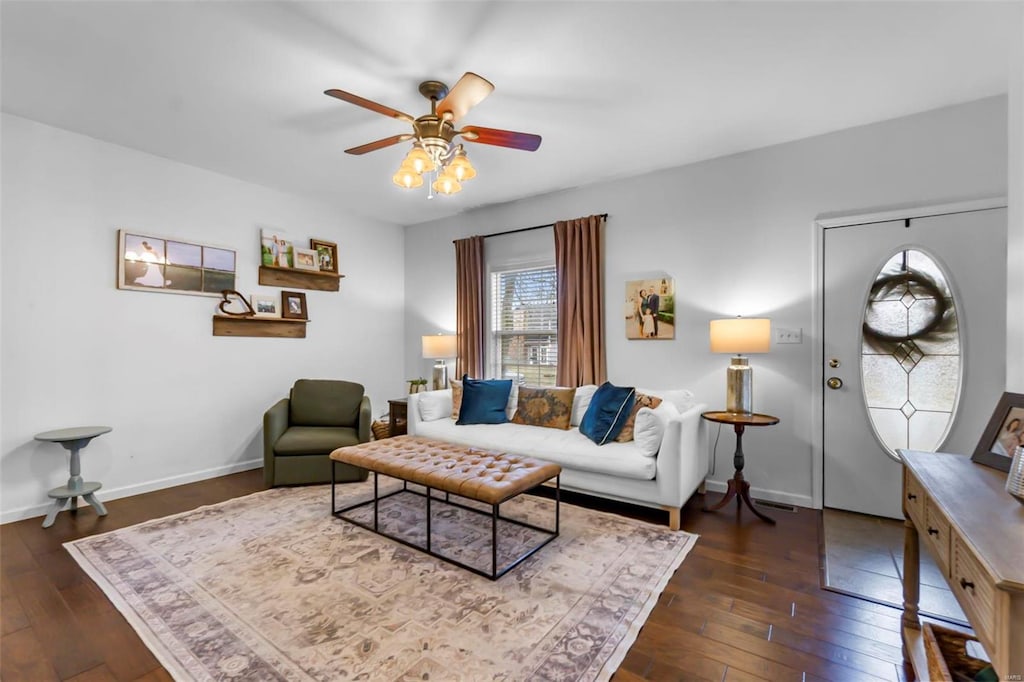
[900, 450, 1024, 680]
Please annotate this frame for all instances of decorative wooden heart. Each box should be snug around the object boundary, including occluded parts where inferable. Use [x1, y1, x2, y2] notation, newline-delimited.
[218, 290, 256, 317]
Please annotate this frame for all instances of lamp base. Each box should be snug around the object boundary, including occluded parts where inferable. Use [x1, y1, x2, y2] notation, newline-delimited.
[431, 361, 449, 391]
[726, 356, 753, 414]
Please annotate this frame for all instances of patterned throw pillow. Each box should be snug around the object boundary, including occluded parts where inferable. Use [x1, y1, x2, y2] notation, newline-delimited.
[615, 393, 664, 442]
[450, 379, 463, 420]
[510, 386, 576, 430]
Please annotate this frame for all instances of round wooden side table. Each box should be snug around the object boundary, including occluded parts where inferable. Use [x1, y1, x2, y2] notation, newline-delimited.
[35, 426, 112, 528]
[701, 411, 779, 524]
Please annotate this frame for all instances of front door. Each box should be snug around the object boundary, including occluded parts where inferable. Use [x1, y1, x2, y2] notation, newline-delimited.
[823, 208, 1006, 519]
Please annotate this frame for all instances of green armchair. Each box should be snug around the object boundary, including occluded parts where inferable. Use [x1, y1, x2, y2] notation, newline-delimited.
[263, 379, 371, 486]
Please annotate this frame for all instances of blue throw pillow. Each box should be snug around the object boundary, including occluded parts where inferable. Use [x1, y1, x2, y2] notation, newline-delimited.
[579, 382, 636, 445]
[456, 376, 513, 425]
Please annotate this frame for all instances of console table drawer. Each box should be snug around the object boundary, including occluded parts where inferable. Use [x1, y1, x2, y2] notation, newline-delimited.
[952, 537, 997, 648]
[923, 500, 951, 574]
[904, 470, 925, 525]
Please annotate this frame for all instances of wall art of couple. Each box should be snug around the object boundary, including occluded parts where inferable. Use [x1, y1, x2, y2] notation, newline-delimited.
[624, 278, 675, 340]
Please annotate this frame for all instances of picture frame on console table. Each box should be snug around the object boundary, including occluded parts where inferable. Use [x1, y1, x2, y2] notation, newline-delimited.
[971, 391, 1024, 472]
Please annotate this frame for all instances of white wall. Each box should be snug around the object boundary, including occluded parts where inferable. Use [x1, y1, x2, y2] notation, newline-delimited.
[1, 114, 405, 522]
[404, 97, 1008, 509]
[1007, 15, 1024, 392]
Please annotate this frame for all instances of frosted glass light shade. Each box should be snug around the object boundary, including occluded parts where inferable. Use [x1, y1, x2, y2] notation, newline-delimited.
[404, 146, 435, 174]
[392, 166, 423, 189]
[710, 318, 771, 354]
[421, 334, 457, 359]
[432, 173, 462, 195]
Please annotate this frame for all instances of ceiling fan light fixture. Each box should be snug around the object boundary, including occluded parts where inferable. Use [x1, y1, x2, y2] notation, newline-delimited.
[404, 145, 435, 174]
[392, 166, 424, 189]
[449, 147, 476, 181]
[432, 173, 462, 195]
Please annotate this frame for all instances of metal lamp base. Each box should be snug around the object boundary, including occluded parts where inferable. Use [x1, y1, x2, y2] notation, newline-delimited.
[431, 361, 449, 391]
[726, 356, 753, 414]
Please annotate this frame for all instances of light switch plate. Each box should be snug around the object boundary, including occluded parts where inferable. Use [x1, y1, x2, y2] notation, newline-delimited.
[775, 327, 802, 344]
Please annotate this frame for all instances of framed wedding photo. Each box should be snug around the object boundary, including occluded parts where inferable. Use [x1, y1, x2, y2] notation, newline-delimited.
[971, 392, 1024, 472]
[293, 247, 319, 272]
[310, 239, 338, 274]
[281, 290, 307, 320]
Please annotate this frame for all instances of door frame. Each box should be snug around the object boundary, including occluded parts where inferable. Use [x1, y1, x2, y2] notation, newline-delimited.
[810, 196, 1006, 509]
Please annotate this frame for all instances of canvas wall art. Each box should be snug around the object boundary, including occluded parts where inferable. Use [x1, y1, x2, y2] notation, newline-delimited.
[624, 278, 675, 340]
[118, 230, 235, 297]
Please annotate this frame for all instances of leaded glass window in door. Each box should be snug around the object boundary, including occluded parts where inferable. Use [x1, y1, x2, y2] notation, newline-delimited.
[861, 248, 961, 460]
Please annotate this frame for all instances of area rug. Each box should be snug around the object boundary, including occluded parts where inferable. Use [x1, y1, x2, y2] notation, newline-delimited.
[65, 479, 697, 681]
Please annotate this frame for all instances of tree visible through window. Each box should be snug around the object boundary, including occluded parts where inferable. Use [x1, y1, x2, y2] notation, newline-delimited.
[490, 265, 557, 386]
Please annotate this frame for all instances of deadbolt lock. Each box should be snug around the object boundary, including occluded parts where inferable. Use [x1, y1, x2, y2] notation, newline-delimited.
[829, 358, 840, 368]
[827, 377, 843, 390]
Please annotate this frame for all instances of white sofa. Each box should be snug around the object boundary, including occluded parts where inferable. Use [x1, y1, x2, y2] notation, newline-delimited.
[407, 386, 707, 530]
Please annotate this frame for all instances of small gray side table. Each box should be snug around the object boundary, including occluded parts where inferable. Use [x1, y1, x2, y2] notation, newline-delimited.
[35, 426, 111, 528]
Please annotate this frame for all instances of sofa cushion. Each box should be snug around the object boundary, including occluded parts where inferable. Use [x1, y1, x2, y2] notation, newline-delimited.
[274, 426, 361, 456]
[633, 402, 679, 456]
[290, 379, 363, 427]
[580, 382, 636, 445]
[418, 390, 451, 422]
[450, 378, 463, 419]
[414, 418, 657, 480]
[615, 393, 664, 442]
[456, 377, 513, 425]
[511, 386, 576, 430]
[451, 379, 518, 420]
[570, 385, 599, 426]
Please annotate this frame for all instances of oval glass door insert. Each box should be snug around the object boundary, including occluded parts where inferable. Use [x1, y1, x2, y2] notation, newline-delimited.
[861, 248, 961, 460]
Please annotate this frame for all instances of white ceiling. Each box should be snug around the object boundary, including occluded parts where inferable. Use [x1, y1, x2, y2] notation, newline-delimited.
[2, 1, 1021, 227]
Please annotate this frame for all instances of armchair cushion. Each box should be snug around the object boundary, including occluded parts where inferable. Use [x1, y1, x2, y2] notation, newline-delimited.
[290, 379, 363, 427]
[274, 426, 361, 456]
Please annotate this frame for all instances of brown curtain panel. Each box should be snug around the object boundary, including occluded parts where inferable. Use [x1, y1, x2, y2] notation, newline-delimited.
[554, 214, 607, 386]
[454, 235, 486, 379]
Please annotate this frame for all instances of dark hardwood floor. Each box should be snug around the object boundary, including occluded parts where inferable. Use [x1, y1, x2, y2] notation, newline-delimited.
[1, 472, 914, 681]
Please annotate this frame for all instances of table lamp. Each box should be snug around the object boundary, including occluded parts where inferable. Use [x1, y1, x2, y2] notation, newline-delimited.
[422, 334, 457, 390]
[709, 317, 771, 414]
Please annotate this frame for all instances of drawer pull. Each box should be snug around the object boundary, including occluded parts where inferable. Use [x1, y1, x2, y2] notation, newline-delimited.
[907, 493, 917, 501]
[959, 578, 975, 592]
[927, 527, 939, 536]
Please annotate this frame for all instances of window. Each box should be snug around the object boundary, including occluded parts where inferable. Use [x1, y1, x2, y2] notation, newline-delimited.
[489, 264, 558, 386]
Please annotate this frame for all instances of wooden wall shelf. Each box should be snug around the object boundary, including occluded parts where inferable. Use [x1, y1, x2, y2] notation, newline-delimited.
[258, 265, 343, 292]
[212, 316, 308, 338]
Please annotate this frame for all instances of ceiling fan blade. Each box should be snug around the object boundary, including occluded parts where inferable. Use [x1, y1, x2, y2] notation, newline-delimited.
[437, 72, 494, 122]
[459, 126, 542, 152]
[344, 134, 413, 155]
[325, 88, 414, 123]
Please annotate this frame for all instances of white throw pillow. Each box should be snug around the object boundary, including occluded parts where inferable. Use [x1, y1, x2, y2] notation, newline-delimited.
[633, 401, 679, 456]
[506, 383, 519, 420]
[571, 384, 599, 426]
[635, 387, 696, 413]
[417, 391, 451, 422]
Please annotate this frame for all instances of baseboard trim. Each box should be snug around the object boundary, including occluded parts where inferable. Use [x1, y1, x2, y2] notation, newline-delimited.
[1, 459, 263, 525]
[702, 479, 813, 510]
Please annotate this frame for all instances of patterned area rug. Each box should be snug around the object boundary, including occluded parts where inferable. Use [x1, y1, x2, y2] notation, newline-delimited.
[66, 479, 697, 681]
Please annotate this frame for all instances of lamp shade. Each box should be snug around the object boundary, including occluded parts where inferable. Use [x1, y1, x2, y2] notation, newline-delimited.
[709, 318, 771, 354]
[421, 334, 457, 359]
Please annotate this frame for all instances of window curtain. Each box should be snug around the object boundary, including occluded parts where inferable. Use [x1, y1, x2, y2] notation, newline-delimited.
[454, 235, 486, 379]
[554, 215, 607, 386]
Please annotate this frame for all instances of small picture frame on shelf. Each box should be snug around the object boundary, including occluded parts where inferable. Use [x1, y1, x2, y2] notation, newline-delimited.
[293, 247, 319, 272]
[281, 290, 308, 320]
[310, 239, 338, 274]
[251, 294, 280, 318]
[971, 392, 1024, 472]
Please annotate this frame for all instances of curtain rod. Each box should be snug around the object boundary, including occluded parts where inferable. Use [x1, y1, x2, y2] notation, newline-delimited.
[451, 213, 608, 243]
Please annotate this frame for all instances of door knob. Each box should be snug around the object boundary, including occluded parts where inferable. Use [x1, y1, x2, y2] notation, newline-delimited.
[827, 377, 843, 390]
[829, 358, 841, 368]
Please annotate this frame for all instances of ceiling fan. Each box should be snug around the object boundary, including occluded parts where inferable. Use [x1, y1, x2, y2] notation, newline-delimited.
[325, 72, 541, 195]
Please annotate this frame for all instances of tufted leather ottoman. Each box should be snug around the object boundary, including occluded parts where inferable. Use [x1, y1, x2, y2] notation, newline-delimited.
[329, 435, 561, 579]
